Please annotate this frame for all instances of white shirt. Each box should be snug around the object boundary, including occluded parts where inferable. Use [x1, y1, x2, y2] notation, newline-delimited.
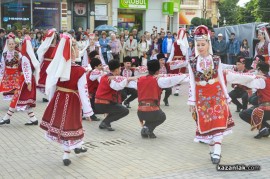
[167, 38, 173, 54]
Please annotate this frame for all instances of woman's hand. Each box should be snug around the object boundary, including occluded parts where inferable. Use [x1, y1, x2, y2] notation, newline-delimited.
[189, 105, 196, 112]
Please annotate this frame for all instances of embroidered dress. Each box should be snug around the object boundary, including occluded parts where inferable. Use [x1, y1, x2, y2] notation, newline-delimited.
[254, 41, 269, 63]
[37, 46, 57, 93]
[188, 55, 234, 143]
[40, 64, 93, 150]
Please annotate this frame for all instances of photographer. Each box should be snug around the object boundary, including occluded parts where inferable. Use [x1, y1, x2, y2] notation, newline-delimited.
[227, 32, 240, 65]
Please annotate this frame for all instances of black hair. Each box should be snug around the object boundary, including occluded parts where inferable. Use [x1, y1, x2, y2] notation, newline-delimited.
[108, 60, 120, 71]
[90, 58, 102, 69]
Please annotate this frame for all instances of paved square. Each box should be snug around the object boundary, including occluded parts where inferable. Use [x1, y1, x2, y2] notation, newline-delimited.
[0, 83, 269, 178]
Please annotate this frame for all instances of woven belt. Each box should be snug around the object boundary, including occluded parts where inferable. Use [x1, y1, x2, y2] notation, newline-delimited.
[139, 101, 157, 107]
[196, 78, 219, 86]
[95, 98, 110, 104]
[138, 106, 159, 112]
[44, 58, 53, 61]
[56, 86, 78, 93]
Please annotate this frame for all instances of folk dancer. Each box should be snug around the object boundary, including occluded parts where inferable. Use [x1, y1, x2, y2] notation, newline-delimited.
[254, 26, 270, 64]
[121, 56, 138, 108]
[40, 34, 93, 166]
[95, 60, 137, 131]
[188, 25, 235, 164]
[167, 28, 189, 96]
[0, 35, 40, 125]
[36, 29, 58, 102]
[229, 57, 251, 112]
[137, 60, 188, 138]
[227, 62, 270, 139]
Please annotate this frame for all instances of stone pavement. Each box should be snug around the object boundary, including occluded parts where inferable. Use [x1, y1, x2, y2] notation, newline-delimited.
[0, 83, 270, 179]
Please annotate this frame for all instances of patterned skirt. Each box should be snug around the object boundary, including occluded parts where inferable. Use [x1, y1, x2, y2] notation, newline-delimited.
[40, 90, 84, 150]
[194, 82, 235, 143]
[37, 60, 51, 93]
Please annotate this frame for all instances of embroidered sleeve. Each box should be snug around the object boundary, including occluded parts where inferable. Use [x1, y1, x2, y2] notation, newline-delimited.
[134, 66, 148, 76]
[169, 60, 188, 70]
[157, 73, 188, 88]
[127, 80, 137, 89]
[78, 73, 94, 117]
[82, 51, 91, 71]
[22, 56, 32, 84]
[221, 63, 235, 70]
[90, 69, 102, 81]
[187, 62, 196, 105]
[99, 47, 106, 65]
[226, 70, 265, 89]
[0, 55, 5, 79]
[167, 45, 175, 63]
[218, 60, 232, 103]
[110, 76, 128, 91]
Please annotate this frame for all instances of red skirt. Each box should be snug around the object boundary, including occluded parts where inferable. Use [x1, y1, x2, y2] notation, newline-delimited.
[37, 60, 51, 89]
[195, 82, 234, 135]
[17, 75, 36, 109]
[40, 90, 84, 141]
[0, 68, 22, 92]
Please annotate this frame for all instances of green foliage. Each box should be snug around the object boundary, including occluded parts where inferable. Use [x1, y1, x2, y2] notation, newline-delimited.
[191, 17, 201, 26]
[218, 0, 239, 26]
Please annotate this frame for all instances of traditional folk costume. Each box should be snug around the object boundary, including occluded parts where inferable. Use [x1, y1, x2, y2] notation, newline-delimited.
[188, 25, 234, 164]
[95, 60, 131, 131]
[254, 27, 270, 63]
[167, 28, 189, 96]
[138, 60, 188, 138]
[36, 29, 58, 99]
[86, 58, 106, 121]
[227, 62, 270, 139]
[0, 36, 40, 125]
[157, 53, 172, 106]
[229, 58, 251, 112]
[40, 34, 93, 166]
[121, 56, 138, 108]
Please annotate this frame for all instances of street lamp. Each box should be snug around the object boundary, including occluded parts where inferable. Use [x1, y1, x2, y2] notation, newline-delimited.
[223, 18, 226, 26]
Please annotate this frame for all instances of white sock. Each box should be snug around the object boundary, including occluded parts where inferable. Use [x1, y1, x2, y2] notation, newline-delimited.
[3, 107, 15, 120]
[209, 141, 215, 156]
[213, 142, 222, 159]
[27, 108, 37, 122]
[63, 151, 70, 160]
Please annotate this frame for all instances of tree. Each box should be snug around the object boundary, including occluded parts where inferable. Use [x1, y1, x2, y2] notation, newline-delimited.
[218, 0, 239, 26]
[201, 18, 207, 26]
[237, 0, 257, 24]
[191, 17, 201, 26]
[257, 0, 270, 22]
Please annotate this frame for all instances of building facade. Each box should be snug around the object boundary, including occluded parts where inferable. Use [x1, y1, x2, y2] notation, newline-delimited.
[179, 0, 219, 26]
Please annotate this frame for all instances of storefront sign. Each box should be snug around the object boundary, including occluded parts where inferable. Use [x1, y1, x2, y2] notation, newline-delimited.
[95, 16, 108, 21]
[118, 14, 135, 22]
[172, 0, 180, 12]
[119, 0, 148, 9]
[74, 3, 87, 16]
[95, 4, 107, 16]
[162, 2, 174, 16]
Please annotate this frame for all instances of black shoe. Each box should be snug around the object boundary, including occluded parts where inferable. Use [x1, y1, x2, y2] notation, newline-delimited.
[90, 114, 101, 121]
[212, 154, 221, 164]
[63, 159, 71, 166]
[163, 99, 169, 106]
[254, 127, 270, 139]
[141, 127, 149, 138]
[123, 101, 131, 108]
[236, 106, 242, 112]
[42, 98, 49, 102]
[174, 93, 179, 96]
[74, 147, 87, 154]
[99, 122, 115, 131]
[25, 120, 38, 125]
[0, 119, 10, 125]
[149, 132, 157, 139]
